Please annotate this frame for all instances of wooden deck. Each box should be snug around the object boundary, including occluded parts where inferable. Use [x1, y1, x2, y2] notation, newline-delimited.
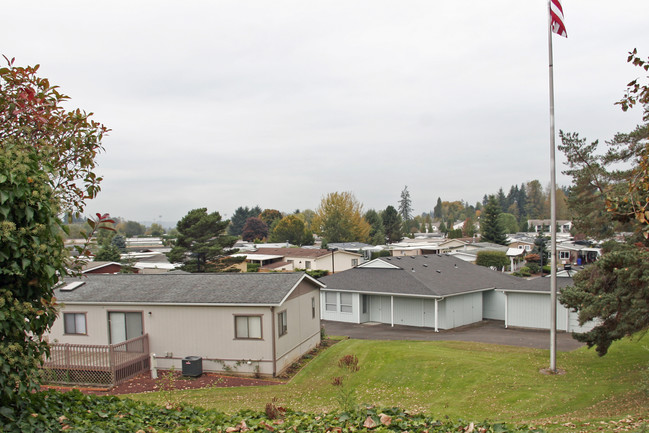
[42, 334, 150, 387]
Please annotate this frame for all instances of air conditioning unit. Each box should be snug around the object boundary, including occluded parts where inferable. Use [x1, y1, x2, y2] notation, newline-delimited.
[182, 356, 203, 377]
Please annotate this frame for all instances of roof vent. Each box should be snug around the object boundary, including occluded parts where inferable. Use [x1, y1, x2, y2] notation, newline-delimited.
[437, 254, 441, 257]
[423, 255, 428, 258]
[411, 268, 415, 272]
[423, 264, 428, 267]
[396, 257, 401, 260]
[436, 270, 441, 273]
[60, 281, 85, 292]
[454, 264, 458, 268]
[410, 256, 415, 259]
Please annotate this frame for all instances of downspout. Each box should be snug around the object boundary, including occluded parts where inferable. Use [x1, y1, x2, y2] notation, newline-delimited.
[434, 298, 441, 332]
[271, 306, 276, 377]
[504, 292, 508, 328]
[390, 296, 394, 327]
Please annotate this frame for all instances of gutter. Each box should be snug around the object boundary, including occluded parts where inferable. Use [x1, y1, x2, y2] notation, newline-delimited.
[271, 306, 277, 377]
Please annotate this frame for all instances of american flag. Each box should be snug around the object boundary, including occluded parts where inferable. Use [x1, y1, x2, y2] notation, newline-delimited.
[550, 0, 567, 37]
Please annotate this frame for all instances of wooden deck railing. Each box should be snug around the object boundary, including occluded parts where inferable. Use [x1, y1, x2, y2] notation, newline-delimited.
[42, 334, 150, 387]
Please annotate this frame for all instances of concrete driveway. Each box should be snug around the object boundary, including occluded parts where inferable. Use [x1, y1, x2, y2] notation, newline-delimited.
[322, 319, 585, 352]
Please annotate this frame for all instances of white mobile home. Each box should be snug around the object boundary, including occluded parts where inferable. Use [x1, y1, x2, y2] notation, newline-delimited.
[49, 272, 324, 378]
[319, 255, 520, 331]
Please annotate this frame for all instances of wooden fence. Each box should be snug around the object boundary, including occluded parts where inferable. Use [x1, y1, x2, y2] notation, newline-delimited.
[42, 334, 150, 387]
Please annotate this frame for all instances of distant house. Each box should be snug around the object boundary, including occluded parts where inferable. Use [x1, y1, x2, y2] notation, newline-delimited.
[527, 219, 572, 234]
[233, 247, 362, 273]
[508, 239, 535, 253]
[556, 242, 601, 266]
[319, 255, 521, 331]
[319, 254, 597, 334]
[82, 261, 124, 274]
[497, 276, 597, 333]
[388, 238, 468, 257]
[48, 272, 324, 377]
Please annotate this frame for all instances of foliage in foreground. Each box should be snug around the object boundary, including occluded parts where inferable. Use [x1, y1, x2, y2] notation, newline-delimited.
[2, 389, 543, 433]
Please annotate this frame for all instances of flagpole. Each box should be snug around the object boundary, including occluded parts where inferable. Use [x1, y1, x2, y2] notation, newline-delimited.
[547, 0, 558, 373]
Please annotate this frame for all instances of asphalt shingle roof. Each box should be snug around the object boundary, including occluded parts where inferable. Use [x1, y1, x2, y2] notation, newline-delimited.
[502, 275, 574, 293]
[55, 272, 317, 305]
[320, 255, 523, 297]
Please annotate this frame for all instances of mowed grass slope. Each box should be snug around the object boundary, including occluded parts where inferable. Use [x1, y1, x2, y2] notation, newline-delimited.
[128, 334, 648, 425]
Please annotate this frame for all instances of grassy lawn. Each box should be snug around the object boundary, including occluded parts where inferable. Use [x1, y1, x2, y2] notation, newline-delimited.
[128, 334, 648, 431]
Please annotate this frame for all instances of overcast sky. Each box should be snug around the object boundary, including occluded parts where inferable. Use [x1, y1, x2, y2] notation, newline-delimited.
[4, 1, 648, 225]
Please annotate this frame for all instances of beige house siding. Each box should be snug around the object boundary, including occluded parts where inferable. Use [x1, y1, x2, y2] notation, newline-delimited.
[290, 251, 360, 273]
[49, 304, 277, 376]
[274, 281, 321, 374]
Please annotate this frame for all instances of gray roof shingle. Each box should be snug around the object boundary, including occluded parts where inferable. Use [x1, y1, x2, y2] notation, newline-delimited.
[55, 272, 319, 305]
[320, 255, 523, 297]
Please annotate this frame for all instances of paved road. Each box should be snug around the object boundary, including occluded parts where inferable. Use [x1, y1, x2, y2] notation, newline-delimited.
[322, 319, 584, 352]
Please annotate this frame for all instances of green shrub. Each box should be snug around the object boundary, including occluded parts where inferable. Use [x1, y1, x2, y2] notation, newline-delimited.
[247, 263, 260, 273]
[526, 263, 540, 274]
[518, 266, 531, 277]
[476, 251, 509, 269]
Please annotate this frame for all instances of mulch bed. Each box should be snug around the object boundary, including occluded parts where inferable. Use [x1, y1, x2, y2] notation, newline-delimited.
[44, 371, 283, 396]
[43, 338, 339, 396]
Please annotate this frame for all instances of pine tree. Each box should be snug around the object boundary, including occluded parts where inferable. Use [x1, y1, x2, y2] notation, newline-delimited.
[480, 195, 508, 245]
[382, 205, 402, 243]
[398, 186, 413, 221]
[167, 208, 242, 272]
[433, 197, 443, 219]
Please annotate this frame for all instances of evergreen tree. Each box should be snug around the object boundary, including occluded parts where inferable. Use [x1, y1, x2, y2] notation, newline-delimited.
[517, 182, 528, 222]
[94, 244, 121, 262]
[480, 195, 508, 245]
[559, 242, 649, 355]
[167, 208, 242, 272]
[398, 185, 413, 221]
[496, 187, 507, 213]
[381, 205, 402, 243]
[525, 180, 546, 219]
[364, 209, 385, 245]
[434, 197, 443, 219]
[228, 206, 262, 237]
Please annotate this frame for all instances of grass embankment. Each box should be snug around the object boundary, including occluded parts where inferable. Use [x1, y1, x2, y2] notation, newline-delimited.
[128, 334, 649, 430]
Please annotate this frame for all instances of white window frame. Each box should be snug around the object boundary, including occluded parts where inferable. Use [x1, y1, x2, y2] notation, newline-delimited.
[325, 292, 337, 311]
[559, 251, 570, 260]
[340, 293, 353, 313]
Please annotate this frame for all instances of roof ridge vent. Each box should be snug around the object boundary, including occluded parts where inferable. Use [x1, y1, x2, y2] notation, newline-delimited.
[60, 281, 85, 292]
